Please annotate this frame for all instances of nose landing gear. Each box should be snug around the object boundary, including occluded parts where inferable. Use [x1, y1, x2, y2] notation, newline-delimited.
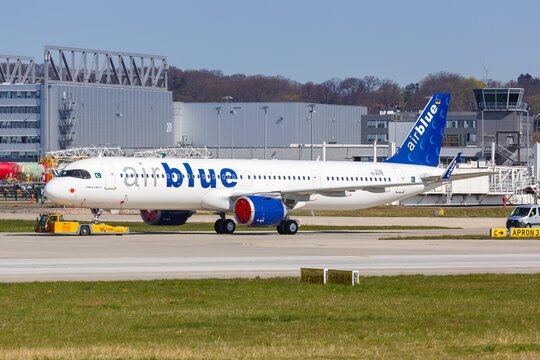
[91, 208, 104, 223]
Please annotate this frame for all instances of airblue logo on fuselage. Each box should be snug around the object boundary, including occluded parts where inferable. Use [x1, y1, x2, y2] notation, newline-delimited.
[121, 162, 238, 188]
[406, 104, 438, 151]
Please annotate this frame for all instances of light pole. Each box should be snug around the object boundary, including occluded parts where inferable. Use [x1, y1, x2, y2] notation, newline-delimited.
[260, 105, 270, 159]
[307, 104, 316, 160]
[331, 117, 336, 143]
[230, 106, 242, 159]
[213, 106, 223, 158]
[481, 109, 485, 161]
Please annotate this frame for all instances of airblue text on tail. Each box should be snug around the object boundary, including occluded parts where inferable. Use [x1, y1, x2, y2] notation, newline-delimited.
[385, 93, 450, 167]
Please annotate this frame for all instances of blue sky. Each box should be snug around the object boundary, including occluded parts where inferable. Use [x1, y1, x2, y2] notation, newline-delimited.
[2, 0, 538, 86]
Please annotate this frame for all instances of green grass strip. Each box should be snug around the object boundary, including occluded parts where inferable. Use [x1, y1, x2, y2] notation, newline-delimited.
[0, 275, 538, 359]
[0, 219, 456, 233]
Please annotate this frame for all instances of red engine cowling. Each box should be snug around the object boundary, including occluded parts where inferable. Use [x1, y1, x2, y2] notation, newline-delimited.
[140, 210, 195, 226]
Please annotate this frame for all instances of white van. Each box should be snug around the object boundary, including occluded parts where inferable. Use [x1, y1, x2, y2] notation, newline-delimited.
[506, 205, 540, 229]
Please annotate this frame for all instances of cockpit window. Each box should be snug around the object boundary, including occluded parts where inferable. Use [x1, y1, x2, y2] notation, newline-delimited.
[59, 169, 91, 179]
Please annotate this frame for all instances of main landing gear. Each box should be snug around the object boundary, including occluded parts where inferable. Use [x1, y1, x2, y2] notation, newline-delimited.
[213, 214, 299, 235]
[214, 213, 236, 234]
[277, 219, 298, 235]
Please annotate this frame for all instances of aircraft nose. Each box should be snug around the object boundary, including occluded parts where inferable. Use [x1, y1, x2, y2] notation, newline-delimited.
[44, 179, 73, 205]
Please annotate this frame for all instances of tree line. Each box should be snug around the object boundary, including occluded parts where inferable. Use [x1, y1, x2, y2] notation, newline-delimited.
[168, 66, 540, 115]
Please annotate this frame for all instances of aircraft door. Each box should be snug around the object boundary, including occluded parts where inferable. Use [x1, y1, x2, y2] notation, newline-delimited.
[311, 170, 321, 188]
[102, 163, 116, 190]
[393, 168, 405, 193]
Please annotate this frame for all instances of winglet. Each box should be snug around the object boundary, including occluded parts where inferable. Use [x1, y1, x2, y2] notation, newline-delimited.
[441, 152, 461, 180]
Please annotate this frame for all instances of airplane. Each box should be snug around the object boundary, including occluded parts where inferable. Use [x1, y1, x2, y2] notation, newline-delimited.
[44, 93, 490, 235]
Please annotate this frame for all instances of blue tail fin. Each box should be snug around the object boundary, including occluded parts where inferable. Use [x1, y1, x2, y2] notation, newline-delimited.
[385, 93, 450, 167]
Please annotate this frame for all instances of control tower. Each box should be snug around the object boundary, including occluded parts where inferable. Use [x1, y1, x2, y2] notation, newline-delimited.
[473, 88, 529, 166]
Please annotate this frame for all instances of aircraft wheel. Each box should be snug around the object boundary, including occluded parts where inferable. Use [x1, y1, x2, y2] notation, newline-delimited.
[223, 219, 236, 234]
[79, 225, 90, 236]
[277, 221, 286, 234]
[284, 220, 298, 235]
[526, 224, 532, 228]
[214, 219, 225, 234]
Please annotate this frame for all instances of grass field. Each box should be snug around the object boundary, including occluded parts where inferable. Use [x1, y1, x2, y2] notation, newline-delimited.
[297, 206, 514, 218]
[0, 275, 538, 359]
[0, 219, 454, 233]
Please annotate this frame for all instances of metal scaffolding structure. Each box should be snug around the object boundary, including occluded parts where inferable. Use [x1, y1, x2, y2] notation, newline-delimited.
[132, 146, 213, 159]
[0, 54, 36, 84]
[44, 46, 168, 89]
[44, 146, 125, 160]
[44, 146, 213, 161]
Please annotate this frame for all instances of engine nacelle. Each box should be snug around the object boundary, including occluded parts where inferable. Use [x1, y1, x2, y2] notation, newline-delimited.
[140, 210, 194, 226]
[234, 196, 286, 227]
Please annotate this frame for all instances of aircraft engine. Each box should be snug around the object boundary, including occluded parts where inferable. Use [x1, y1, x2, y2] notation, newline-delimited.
[234, 196, 286, 227]
[140, 210, 195, 226]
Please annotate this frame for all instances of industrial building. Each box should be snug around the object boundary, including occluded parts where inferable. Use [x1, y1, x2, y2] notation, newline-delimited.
[0, 47, 173, 162]
[174, 102, 367, 158]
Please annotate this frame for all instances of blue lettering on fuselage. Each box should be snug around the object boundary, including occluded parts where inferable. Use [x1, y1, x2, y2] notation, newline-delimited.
[162, 163, 183, 188]
[162, 162, 237, 188]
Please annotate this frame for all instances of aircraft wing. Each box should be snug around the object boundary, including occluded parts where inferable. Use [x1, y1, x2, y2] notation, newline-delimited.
[229, 181, 425, 201]
[421, 171, 495, 183]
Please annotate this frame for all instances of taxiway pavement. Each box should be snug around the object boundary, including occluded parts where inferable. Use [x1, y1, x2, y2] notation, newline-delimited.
[0, 227, 538, 282]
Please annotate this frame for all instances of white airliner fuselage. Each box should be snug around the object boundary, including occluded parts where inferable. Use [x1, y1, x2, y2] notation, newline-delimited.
[44, 157, 443, 212]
